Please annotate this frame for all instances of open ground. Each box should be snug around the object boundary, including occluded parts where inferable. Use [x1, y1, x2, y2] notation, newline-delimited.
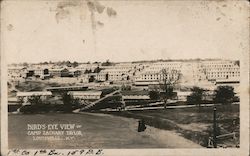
[8, 112, 202, 149]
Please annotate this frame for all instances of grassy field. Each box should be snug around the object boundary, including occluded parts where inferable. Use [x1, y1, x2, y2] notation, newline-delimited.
[9, 113, 201, 149]
[104, 104, 239, 147]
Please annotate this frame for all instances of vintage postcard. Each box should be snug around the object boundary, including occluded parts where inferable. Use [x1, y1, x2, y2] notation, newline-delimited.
[1, 0, 249, 156]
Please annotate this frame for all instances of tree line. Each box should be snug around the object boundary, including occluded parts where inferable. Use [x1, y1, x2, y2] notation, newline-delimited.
[149, 85, 237, 109]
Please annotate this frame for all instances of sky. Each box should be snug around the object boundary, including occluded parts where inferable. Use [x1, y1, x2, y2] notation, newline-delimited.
[1, 0, 249, 63]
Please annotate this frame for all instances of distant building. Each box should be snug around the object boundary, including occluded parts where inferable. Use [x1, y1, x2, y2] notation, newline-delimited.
[49, 68, 63, 77]
[78, 75, 89, 83]
[176, 91, 192, 101]
[69, 69, 81, 77]
[8, 66, 27, 80]
[134, 69, 180, 87]
[76, 63, 99, 72]
[103, 68, 131, 81]
[96, 72, 108, 81]
[146, 61, 182, 72]
[25, 67, 50, 79]
[202, 60, 240, 81]
[49, 68, 70, 77]
[113, 62, 134, 70]
[61, 68, 70, 77]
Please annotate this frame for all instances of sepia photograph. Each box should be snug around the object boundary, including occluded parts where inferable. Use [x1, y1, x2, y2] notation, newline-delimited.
[1, 0, 249, 156]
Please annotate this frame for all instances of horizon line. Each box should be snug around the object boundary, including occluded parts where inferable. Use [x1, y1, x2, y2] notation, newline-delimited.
[8, 58, 239, 65]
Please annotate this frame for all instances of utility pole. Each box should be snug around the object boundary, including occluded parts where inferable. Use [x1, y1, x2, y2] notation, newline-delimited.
[213, 107, 217, 148]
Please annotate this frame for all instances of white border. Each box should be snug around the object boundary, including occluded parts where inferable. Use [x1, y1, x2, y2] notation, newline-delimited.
[1, 0, 249, 156]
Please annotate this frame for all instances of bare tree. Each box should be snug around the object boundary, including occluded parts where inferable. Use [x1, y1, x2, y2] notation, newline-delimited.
[160, 69, 179, 109]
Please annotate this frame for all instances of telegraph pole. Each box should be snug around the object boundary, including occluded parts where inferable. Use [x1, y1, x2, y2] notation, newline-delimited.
[213, 107, 217, 148]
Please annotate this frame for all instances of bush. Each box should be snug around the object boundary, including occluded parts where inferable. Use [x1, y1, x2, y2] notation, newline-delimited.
[121, 84, 131, 91]
[214, 86, 235, 104]
[61, 93, 74, 113]
[17, 95, 68, 113]
[19, 104, 65, 113]
[149, 91, 160, 100]
[8, 104, 22, 112]
[187, 87, 204, 107]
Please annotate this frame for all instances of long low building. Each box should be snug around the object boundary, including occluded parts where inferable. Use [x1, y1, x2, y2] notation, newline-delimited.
[134, 81, 160, 86]
[17, 91, 52, 97]
[16, 91, 52, 105]
[121, 90, 150, 100]
[68, 90, 103, 100]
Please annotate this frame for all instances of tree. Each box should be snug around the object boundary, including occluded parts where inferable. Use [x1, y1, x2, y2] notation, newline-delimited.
[66, 61, 71, 67]
[89, 76, 95, 82]
[214, 86, 235, 105]
[121, 84, 131, 91]
[101, 59, 112, 66]
[93, 67, 101, 73]
[72, 61, 79, 68]
[187, 87, 204, 110]
[27, 95, 42, 105]
[84, 69, 88, 74]
[149, 91, 160, 100]
[84, 69, 92, 74]
[160, 69, 178, 109]
[23, 62, 28, 67]
[161, 85, 175, 109]
[61, 92, 73, 113]
[234, 60, 240, 66]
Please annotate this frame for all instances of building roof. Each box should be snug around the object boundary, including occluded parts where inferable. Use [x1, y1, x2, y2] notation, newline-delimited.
[17, 91, 52, 97]
[216, 78, 240, 83]
[49, 68, 64, 71]
[68, 90, 102, 96]
[46, 86, 88, 90]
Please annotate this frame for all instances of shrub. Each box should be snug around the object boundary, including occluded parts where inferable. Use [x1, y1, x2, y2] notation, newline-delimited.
[214, 86, 235, 104]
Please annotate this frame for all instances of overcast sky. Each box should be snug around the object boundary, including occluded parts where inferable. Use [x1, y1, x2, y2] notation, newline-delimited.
[1, 0, 248, 63]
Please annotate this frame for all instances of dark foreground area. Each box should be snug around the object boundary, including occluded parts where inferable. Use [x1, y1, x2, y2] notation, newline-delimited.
[9, 113, 201, 149]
